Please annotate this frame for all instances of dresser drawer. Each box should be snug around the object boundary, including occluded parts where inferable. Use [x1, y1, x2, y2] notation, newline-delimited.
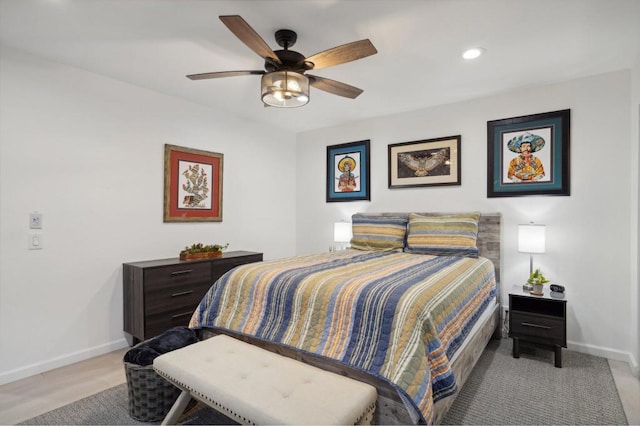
[144, 263, 212, 315]
[511, 311, 565, 344]
[211, 255, 263, 280]
[145, 281, 212, 316]
[145, 307, 197, 338]
[144, 262, 211, 288]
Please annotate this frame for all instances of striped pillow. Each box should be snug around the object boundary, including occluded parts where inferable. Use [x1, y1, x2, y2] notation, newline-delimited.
[350, 214, 408, 252]
[405, 212, 480, 257]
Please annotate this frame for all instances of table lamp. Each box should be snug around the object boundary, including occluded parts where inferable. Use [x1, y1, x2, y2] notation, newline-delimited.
[518, 223, 546, 291]
[334, 221, 352, 251]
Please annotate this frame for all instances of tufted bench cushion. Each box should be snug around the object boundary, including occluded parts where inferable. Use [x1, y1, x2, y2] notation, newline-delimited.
[153, 334, 377, 425]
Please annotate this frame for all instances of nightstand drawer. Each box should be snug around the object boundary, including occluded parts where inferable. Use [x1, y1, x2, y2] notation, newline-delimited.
[511, 311, 565, 343]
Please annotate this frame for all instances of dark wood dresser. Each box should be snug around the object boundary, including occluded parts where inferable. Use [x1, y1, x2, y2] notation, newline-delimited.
[123, 250, 263, 344]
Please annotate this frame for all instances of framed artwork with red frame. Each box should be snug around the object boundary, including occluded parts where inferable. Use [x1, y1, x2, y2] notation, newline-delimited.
[163, 144, 223, 222]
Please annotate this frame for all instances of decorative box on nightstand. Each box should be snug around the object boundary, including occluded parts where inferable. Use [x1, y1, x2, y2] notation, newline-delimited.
[508, 285, 567, 367]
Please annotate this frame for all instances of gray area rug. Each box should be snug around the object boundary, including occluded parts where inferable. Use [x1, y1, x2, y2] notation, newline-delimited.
[22, 338, 627, 425]
[441, 338, 628, 425]
[20, 384, 237, 425]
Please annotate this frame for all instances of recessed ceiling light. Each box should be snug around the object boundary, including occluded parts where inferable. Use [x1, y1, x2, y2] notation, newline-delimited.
[462, 47, 485, 60]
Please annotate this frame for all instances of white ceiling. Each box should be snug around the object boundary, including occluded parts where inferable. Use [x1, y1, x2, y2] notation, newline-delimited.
[1, 0, 639, 133]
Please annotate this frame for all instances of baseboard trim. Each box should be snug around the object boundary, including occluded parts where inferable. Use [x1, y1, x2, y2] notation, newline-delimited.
[629, 354, 639, 377]
[0, 338, 129, 386]
[568, 340, 638, 376]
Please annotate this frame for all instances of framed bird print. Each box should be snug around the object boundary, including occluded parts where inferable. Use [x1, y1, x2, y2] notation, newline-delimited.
[388, 135, 461, 188]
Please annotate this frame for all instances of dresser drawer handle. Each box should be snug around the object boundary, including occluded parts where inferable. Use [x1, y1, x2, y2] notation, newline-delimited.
[172, 311, 193, 319]
[521, 322, 551, 330]
[171, 290, 194, 297]
[170, 270, 193, 276]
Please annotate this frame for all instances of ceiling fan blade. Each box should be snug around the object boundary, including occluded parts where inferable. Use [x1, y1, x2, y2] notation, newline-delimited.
[305, 39, 377, 70]
[308, 75, 364, 99]
[187, 70, 265, 80]
[219, 15, 281, 65]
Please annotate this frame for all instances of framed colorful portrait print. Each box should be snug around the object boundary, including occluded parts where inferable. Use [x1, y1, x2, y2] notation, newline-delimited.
[164, 144, 223, 222]
[326, 140, 370, 202]
[487, 109, 570, 197]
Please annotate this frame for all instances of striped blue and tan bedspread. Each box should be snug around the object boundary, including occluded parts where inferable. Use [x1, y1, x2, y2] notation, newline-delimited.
[189, 250, 496, 424]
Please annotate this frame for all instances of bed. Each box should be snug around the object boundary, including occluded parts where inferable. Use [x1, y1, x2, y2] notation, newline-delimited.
[189, 212, 501, 425]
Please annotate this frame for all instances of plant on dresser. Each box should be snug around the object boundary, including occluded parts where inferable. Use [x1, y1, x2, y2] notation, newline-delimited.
[123, 250, 263, 345]
[179, 242, 229, 260]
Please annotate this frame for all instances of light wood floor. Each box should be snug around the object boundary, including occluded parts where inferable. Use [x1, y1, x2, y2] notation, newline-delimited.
[0, 347, 638, 425]
[0, 348, 128, 425]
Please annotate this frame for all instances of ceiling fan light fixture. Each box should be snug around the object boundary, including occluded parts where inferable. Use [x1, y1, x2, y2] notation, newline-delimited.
[261, 71, 310, 107]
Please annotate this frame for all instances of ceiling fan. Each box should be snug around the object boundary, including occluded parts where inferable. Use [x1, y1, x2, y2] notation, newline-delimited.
[187, 15, 378, 108]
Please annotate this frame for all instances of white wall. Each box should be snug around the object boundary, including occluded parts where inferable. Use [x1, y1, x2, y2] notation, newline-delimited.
[296, 70, 637, 369]
[0, 47, 297, 384]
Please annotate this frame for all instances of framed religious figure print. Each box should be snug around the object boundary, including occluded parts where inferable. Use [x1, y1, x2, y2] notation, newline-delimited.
[388, 135, 461, 188]
[163, 144, 223, 222]
[487, 109, 570, 197]
[326, 140, 370, 202]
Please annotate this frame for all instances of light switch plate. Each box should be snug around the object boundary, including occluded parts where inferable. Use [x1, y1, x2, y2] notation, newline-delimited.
[29, 234, 43, 250]
[30, 213, 42, 229]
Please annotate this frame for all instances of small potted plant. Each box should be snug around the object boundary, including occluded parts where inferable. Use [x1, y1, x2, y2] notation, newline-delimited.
[179, 242, 229, 261]
[527, 268, 549, 295]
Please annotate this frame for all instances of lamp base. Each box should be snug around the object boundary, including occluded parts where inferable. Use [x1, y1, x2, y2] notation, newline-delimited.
[522, 282, 533, 292]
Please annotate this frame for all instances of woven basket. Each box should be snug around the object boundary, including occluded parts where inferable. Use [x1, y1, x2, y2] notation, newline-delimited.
[124, 361, 181, 422]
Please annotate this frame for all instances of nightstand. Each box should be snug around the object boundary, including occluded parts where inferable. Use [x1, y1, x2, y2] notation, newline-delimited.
[509, 285, 567, 367]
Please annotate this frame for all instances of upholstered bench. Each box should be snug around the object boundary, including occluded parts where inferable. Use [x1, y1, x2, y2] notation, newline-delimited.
[153, 334, 377, 425]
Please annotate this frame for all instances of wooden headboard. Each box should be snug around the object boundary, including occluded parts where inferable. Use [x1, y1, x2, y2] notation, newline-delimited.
[363, 212, 502, 283]
[476, 213, 501, 283]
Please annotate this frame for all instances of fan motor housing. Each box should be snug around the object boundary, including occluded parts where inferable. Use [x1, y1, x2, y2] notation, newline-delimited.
[265, 49, 310, 73]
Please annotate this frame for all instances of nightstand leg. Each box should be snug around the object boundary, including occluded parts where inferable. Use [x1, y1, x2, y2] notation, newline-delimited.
[512, 337, 520, 358]
[554, 345, 562, 368]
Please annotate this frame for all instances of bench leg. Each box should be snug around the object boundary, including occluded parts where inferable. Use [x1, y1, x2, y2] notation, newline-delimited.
[162, 390, 192, 425]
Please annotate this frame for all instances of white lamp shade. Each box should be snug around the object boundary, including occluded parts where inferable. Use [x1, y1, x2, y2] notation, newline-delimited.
[334, 222, 352, 243]
[518, 224, 546, 254]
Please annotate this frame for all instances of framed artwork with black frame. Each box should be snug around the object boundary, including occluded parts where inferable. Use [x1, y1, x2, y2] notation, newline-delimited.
[163, 144, 223, 222]
[388, 135, 461, 189]
[487, 109, 570, 197]
[326, 140, 370, 202]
